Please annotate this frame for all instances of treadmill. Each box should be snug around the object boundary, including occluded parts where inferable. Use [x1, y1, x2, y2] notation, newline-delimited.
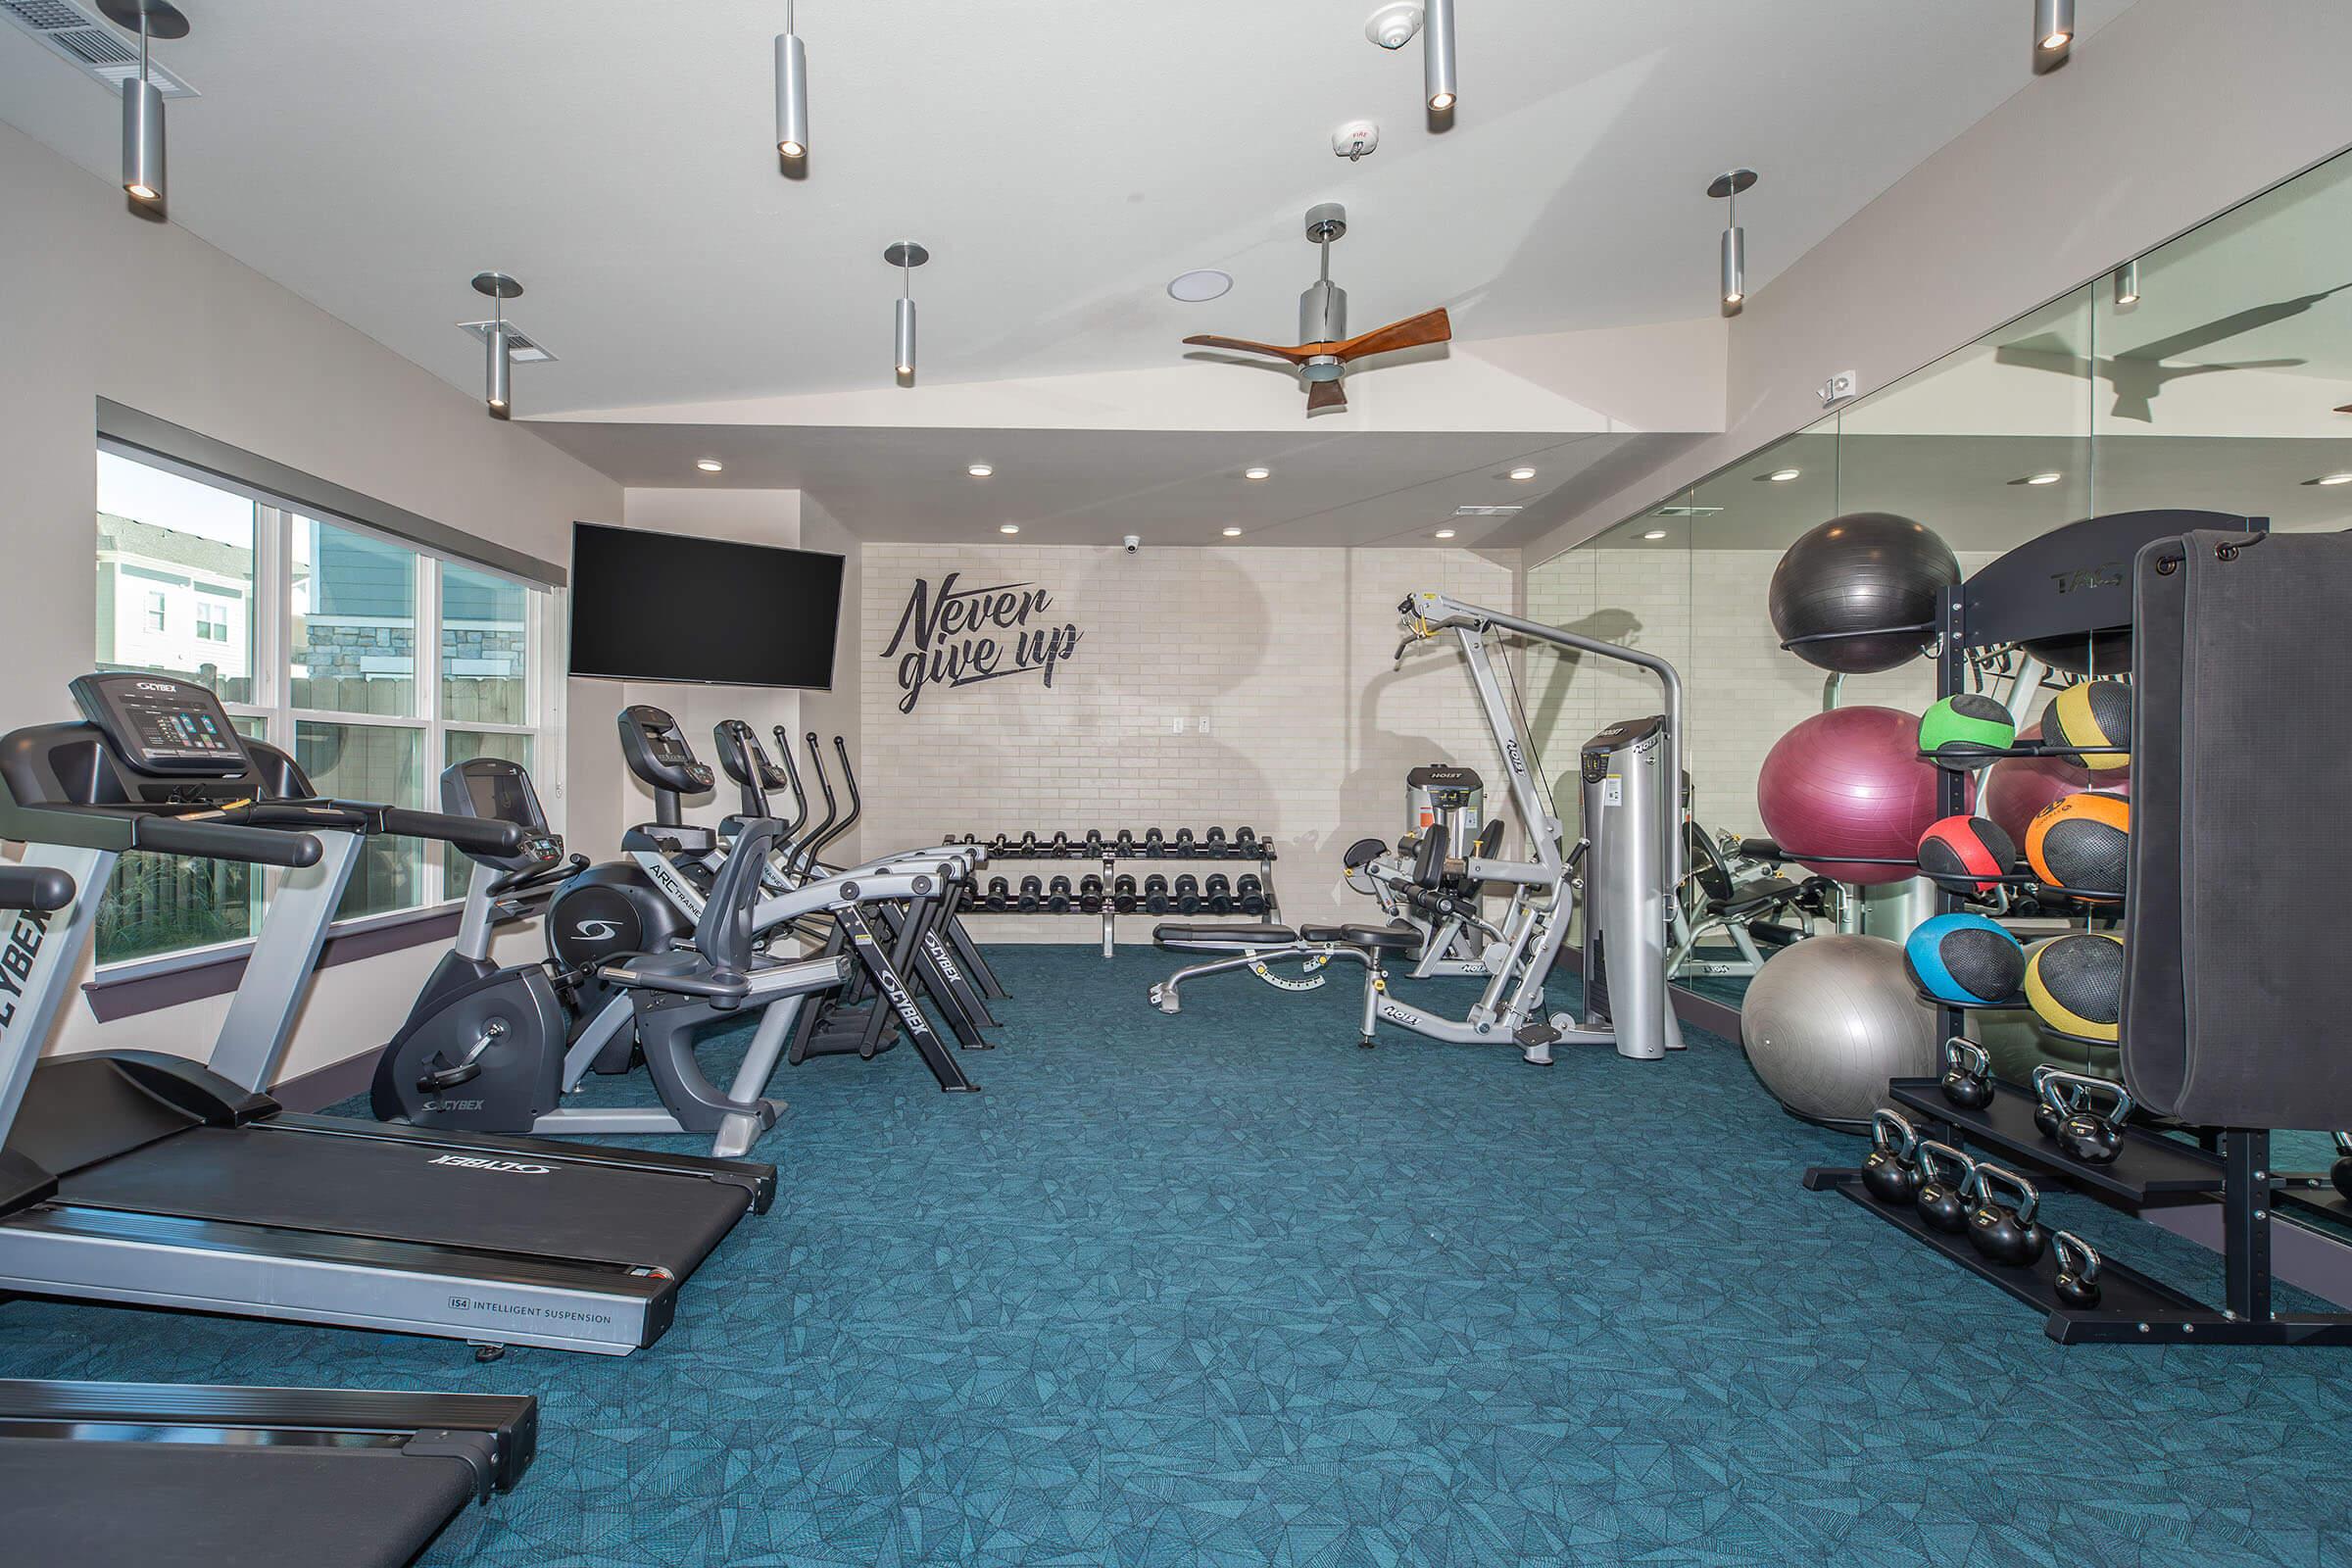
[0, 671, 775, 1355]
[0, 865, 541, 1567]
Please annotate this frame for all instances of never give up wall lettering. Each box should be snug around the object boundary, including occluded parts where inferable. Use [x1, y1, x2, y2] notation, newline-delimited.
[882, 571, 1084, 714]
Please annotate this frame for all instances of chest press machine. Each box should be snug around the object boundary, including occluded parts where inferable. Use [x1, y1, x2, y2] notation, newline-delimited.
[1150, 592, 1685, 1065]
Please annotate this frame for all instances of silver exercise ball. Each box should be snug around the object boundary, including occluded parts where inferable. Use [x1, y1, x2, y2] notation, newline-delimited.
[1740, 933, 1940, 1127]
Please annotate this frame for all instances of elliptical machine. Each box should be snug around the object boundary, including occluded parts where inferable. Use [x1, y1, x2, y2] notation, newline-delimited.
[371, 757, 850, 1156]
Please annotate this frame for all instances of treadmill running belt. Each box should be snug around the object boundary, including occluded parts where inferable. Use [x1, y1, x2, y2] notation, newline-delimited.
[60, 1125, 748, 1277]
[0, 1437, 476, 1568]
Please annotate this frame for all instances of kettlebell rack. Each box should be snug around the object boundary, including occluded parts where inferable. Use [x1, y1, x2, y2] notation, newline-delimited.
[950, 829, 1281, 958]
[1805, 510, 2352, 1346]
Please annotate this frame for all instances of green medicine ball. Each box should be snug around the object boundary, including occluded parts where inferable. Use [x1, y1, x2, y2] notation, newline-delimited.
[1919, 694, 2017, 769]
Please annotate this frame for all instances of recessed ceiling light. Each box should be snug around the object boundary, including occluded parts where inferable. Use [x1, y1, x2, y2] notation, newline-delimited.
[1643, 528, 1669, 540]
[1434, 528, 1458, 539]
[1222, 526, 1244, 537]
[967, 463, 994, 477]
[2316, 472, 2352, 486]
[2024, 471, 2064, 485]
[1169, 270, 1235, 303]
[695, 459, 724, 473]
[1766, 467, 1801, 482]
[999, 524, 1020, 534]
[1244, 466, 1272, 480]
[1508, 466, 1538, 481]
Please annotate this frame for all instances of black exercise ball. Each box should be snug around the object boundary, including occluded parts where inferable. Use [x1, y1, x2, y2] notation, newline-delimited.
[1768, 514, 1962, 675]
[2023, 626, 2132, 677]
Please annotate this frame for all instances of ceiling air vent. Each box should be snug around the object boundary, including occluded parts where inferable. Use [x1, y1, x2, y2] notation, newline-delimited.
[1451, 505, 1522, 518]
[457, 320, 559, 365]
[1, 0, 198, 97]
[1653, 504, 1725, 517]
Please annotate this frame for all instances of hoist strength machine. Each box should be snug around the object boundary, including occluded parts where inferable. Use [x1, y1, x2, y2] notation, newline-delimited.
[1151, 591, 1685, 1064]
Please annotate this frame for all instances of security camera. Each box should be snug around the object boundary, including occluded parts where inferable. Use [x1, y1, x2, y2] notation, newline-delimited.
[1123, 535, 1141, 554]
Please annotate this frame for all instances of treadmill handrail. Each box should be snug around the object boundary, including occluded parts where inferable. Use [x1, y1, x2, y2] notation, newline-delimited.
[0, 864, 74, 911]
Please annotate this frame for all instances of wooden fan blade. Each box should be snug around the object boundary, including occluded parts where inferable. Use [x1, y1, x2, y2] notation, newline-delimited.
[1182, 333, 1315, 365]
[1306, 378, 1348, 413]
[1336, 308, 1452, 363]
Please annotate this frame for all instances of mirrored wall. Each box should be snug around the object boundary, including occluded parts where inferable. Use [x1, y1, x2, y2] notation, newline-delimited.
[1523, 140, 2352, 998]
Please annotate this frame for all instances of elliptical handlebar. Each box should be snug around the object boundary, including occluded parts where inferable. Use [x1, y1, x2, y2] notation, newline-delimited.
[779, 726, 838, 882]
[810, 735, 861, 862]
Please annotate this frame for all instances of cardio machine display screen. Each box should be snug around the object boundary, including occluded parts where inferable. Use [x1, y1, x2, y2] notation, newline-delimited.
[70, 673, 244, 775]
[455, 762, 547, 829]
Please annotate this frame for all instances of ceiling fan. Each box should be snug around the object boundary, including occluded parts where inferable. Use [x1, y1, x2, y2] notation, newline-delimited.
[1182, 203, 1451, 414]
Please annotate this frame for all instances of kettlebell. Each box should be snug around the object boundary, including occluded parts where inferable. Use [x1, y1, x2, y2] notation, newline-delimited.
[1965, 1162, 2049, 1268]
[1861, 1109, 1923, 1207]
[2056, 1080, 2133, 1166]
[2331, 1133, 2352, 1203]
[1914, 1141, 1977, 1234]
[2034, 1068, 2101, 1144]
[2052, 1230, 2102, 1308]
[1939, 1038, 1993, 1111]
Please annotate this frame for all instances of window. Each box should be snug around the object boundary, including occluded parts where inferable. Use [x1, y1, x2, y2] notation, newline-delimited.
[93, 447, 561, 965]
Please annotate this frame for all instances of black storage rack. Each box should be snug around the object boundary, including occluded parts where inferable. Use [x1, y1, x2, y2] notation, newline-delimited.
[957, 831, 1280, 957]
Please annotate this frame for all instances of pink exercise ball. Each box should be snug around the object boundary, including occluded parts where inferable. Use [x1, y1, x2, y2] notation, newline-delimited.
[1982, 722, 2131, 847]
[1757, 707, 1965, 886]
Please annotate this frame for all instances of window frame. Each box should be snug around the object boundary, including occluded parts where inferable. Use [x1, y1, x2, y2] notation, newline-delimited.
[94, 439, 567, 979]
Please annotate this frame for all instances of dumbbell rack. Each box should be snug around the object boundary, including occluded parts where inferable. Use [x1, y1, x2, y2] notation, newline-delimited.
[960, 834, 1280, 958]
[1807, 509, 2352, 1346]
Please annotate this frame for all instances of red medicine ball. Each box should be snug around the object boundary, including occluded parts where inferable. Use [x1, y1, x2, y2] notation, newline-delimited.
[1916, 814, 2017, 898]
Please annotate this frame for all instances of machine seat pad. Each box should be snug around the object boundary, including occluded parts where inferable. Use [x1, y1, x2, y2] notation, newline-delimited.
[1153, 922, 1299, 952]
[1298, 922, 1423, 954]
[1707, 877, 1802, 918]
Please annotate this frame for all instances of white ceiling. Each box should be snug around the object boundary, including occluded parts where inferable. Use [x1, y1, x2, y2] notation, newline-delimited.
[1, 0, 2134, 417]
[534, 422, 1639, 549]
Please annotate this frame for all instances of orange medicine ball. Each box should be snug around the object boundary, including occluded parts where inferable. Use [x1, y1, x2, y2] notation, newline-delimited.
[2025, 791, 2130, 901]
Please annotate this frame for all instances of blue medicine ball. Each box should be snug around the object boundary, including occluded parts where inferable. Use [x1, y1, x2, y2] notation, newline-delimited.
[1902, 913, 2027, 1006]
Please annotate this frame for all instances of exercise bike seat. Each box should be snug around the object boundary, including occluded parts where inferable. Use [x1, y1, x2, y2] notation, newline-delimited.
[1707, 876, 1802, 919]
[1153, 922, 1298, 952]
[1298, 922, 1423, 955]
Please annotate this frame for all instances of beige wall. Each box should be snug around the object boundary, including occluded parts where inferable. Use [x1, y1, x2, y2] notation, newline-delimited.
[1, 120, 622, 1080]
[854, 542, 1517, 937]
[1527, 0, 2352, 563]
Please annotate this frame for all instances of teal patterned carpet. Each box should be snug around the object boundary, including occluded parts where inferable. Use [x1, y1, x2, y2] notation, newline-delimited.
[4, 946, 2351, 1565]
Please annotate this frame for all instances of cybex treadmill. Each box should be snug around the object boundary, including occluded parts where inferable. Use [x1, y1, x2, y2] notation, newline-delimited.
[0, 672, 775, 1355]
[0, 864, 541, 1567]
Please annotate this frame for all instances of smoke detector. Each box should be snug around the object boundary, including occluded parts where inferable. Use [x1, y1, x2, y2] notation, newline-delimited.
[1333, 120, 1379, 162]
[1365, 3, 1423, 49]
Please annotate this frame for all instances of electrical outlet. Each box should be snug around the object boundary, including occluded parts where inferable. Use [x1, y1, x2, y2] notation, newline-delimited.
[1171, 715, 1186, 734]
[1198, 716, 1211, 735]
[1818, 369, 1858, 408]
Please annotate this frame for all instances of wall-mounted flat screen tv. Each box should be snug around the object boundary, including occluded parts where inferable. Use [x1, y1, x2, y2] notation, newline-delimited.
[567, 521, 844, 689]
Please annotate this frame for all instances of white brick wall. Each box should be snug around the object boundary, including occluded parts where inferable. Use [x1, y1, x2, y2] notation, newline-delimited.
[1524, 547, 1998, 839]
[856, 545, 1518, 939]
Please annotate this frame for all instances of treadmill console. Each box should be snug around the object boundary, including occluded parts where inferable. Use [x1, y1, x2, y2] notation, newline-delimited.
[69, 672, 249, 777]
[439, 758, 563, 870]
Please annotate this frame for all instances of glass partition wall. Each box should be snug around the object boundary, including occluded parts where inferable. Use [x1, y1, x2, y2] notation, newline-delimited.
[1524, 141, 2352, 1006]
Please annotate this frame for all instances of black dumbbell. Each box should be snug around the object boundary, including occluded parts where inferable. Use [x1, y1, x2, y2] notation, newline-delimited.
[1234, 826, 1258, 856]
[1143, 874, 1172, 914]
[1173, 874, 1202, 914]
[1083, 829, 1106, 858]
[1112, 874, 1140, 914]
[985, 876, 1011, 912]
[1047, 875, 1074, 913]
[1142, 827, 1166, 858]
[1171, 828, 1197, 858]
[1114, 828, 1137, 858]
[1203, 826, 1228, 858]
[1017, 875, 1044, 913]
[1079, 874, 1105, 914]
[987, 833, 1013, 856]
[1235, 873, 1267, 915]
[1049, 830, 1074, 858]
[1203, 874, 1234, 913]
[1018, 831, 1042, 857]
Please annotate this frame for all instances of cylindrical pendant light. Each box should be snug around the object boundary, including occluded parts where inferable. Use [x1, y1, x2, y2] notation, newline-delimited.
[884, 242, 928, 382]
[2112, 260, 2140, 307]
[1708, 169, 1756, 318]
[2034, 0, 2075, 71]
[472, 271, 523, 419]
[1424, 0, 1457, 112]
[101, 0, 189, 205]
[774, 2, 808, 160]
